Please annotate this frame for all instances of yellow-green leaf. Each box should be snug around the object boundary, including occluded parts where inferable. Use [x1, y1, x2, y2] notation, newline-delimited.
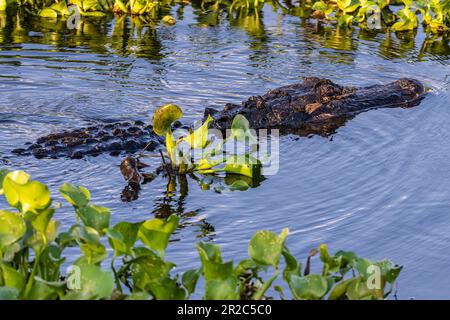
[152, 104, 183, 136]
[0, 210, 26, 250]
[138, 215, 179, 258]
[40, 8, 58, 18]
[182, 115, 214, 149]
[3, 171, 51, 214]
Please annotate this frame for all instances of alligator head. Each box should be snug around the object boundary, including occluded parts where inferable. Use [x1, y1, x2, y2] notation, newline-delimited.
[204, 77, 425, 136]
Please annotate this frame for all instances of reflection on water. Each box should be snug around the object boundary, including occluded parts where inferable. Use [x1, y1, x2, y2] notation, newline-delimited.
[1, 5, 450, 299]
[1, 7, 449, 62]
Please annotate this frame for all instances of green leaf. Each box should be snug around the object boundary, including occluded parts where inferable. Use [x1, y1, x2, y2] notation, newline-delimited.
[282, 247, 301, 281]
[3, 171, 51, 214]
[196, 242, 239, 300]
[60, 183, 91, 208]
[125, 292, 150, 300]
[166, 129, 176, 163]
[27, 207, 56, 235]
[38, 245, 66, 282]
[230, 114, 257, 145]
[337, 0, 360, 13]
[391, 7, 418, 32]
[378, 260, 403, 285]
[319, 244, 342, 275]
[70, 225, 107, 264]
[26, 213, 59, 252]
[138, 215, 179, 258]
[353, 258, 375, 281]
[0, 168, 8, 195]
[107, 222, 140, 257]
[49, 1, 70, 15]
[113, 0, 127, 13]
[25, 281, 58, 300]
[182, 115, 214, 149]
[5, 170, 29, 184]
[348, 258, 402, 299]
[0, 0, 7, 11]
[0, 287, 19, 300]
[249, 229, 289, 268]
[0, 210, 26, 250]
[130, 248, 175, 292]
[345, 276, 382, 300]
[182, 269, 201, 297]
[234, 258, 259, 277]
[204, 277, 239, 300]
[288, 274, 329, 300]
[32, 277, 66, 299]
[352, 258, 402, 296]
[334, 250, 358, 275]
[0, 264, 25, 292]
[77, 204, 110, 235]
[40, 8, 58, 18]
[429, 20, 449, 34]
[63, 261, 114, 300]
[130, 0, 146, 14]
[248, 229, 289, 300]
[197, 242, 230, 279]
[148, 277, 186, 300]
[152, 104, 183, 136]
[56, 231, 77, 249]
[222, 155, 261, 178]
[312, 1, 328, 12]
[328, 277, 355, 300]
[2, 243, 21, 262]
[338, 14, 354, 26]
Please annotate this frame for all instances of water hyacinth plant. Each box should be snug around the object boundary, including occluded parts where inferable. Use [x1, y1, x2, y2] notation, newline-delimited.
[0, 169, 402, 300]
[0, 0, 449, 33]
[152, 104, 262, 180]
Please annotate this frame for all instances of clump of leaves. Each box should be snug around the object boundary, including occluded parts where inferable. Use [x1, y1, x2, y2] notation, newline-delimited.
[151, 104, 261, 180]
[4, 0, 450, 34]
[0, 169, 402, 299]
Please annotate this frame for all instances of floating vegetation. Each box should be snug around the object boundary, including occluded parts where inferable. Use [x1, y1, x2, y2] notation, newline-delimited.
[0, 0, 449, 34]
[152, 104, 261, 179]
[0, 169, 402, 300]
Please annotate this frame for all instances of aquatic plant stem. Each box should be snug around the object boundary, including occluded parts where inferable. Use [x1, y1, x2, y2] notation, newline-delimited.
[159, 149, 172, 179]
[23, 249, 43, 299]
[111, 256, 123, 294]
[252, 269, 279, 300]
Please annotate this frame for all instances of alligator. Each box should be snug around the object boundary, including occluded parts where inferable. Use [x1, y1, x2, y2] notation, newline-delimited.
[205, 77, 425, 136]
[11, 77, 425, 159]
[11, 121, 164, 159]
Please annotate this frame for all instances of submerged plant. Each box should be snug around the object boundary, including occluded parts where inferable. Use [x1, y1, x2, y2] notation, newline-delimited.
[0, 169, 402, 300]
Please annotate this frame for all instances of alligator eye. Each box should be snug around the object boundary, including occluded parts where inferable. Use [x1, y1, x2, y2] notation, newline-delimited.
[397, 78, 424, 96]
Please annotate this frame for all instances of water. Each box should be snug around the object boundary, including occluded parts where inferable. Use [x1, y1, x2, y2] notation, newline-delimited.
[1, 5, 450, 299]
